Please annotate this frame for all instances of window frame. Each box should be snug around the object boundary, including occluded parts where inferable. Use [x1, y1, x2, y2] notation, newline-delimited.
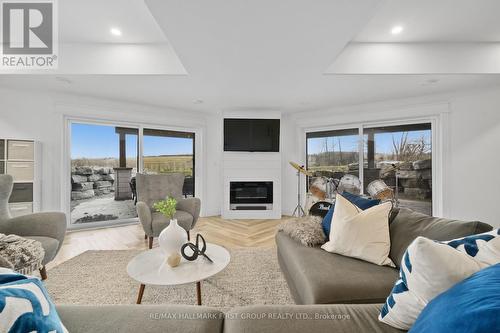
[303, 116, 442, 216]
[63, 115, 202, 230]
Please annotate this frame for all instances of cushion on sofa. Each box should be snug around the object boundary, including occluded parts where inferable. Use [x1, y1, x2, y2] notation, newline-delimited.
[321, 192, 380, 238]
[409, 264, 500, 333]
[322, 195, 394, 267]
[389, 208, 493, 268]
[379, 236, 487, 330]
[276, 231, 399, 305]
[0, 271, 67, 333]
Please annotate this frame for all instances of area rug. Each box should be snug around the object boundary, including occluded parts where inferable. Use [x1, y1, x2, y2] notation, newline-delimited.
[44, 248, 294, 309]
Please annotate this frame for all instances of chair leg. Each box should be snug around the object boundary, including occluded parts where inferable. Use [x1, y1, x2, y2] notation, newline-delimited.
[144, 234, 147, 240]
[187, 230, 191, 241]
[148, 237, 153, 249]
[39, 266, 47, 280]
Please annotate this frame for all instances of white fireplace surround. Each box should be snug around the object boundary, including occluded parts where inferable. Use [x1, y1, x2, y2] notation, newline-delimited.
[223, 166, 281, 219]
[221, 112, 282, 219]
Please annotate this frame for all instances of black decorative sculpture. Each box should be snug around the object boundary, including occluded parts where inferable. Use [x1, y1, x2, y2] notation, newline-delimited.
[181, 234, 213, 263]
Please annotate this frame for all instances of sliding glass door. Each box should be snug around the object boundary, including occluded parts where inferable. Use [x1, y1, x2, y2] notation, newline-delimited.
[70, 122, 196, 228]
[364, 123, 432, 215]
[70, 123, 138, 225]
[143, 129, 195, 197]
[306, 129, 360, 188]
[306, 122, 433, 215]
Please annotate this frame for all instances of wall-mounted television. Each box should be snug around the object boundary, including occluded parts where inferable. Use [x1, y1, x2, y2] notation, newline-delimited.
[224, 118, 280, 152]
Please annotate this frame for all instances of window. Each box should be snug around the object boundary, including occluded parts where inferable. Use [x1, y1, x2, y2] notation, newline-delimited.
[143, 128, 195, 197]
[364, 123, 432, 215]
[70, 123, 138, 225]
[306, 122, 433, 215]
[306, 129, 360, 188]
[69, 122, 196, 228]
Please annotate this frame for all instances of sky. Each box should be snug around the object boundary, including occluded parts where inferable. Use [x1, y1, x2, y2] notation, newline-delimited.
[71, 123, 193, 159]
[307, 130, 431, 155]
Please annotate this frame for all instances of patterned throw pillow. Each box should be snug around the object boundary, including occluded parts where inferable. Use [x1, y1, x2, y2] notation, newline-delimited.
[0, 270, 67, 333]
[379, 229, 499, 330]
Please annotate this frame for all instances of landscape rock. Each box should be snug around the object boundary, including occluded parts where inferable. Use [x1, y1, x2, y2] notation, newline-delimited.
[88, 174, 103, 182]
[71, 175, 88, 184]
[418, 169, 432, 180]
[74, 166, 93, 175]
[94, 181, 112, 189]
[72, 182, 93, 191]
[413, 159, 431, 170]
[71, 190, 95, 200]
[101, 174, 114, 181]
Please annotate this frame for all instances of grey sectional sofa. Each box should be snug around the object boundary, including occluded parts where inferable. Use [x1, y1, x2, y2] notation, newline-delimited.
[57, 303, 405, 333]
[54, 208, 492, 332]
[277, 208, 492, 305]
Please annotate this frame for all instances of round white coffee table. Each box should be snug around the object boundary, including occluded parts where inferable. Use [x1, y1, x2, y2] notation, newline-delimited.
[127, 243, 230, 305]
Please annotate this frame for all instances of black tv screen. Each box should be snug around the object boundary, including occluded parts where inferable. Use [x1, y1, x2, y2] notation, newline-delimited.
[224, 118, 280, 152]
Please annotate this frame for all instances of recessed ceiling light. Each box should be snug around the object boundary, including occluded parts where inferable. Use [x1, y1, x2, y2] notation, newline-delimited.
[193, 99, 204, 104]
[110, 28, 122, 36]
[391, 25, 403, 35]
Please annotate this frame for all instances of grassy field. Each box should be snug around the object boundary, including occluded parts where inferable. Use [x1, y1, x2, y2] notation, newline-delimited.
[72, 155, 193, 176]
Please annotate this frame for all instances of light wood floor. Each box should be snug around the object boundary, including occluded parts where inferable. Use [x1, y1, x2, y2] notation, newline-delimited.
[48, 216, 291, 269]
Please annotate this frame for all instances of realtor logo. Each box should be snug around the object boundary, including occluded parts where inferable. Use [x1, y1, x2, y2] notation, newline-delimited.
[1, 0, 58, 69]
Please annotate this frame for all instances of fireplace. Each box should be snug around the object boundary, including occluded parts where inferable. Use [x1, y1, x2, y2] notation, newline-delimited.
[230, 181, 273, 210]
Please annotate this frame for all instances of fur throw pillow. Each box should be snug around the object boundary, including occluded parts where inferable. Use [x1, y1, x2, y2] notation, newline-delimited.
[278, 215, 326, 247]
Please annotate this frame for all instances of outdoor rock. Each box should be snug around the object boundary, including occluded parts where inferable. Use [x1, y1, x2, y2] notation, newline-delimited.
[74, 166, 93, 175]
[71, 175, 88, 184]
[94, 181, 112, 188]
[72, 182, 93, 191]
[101, 174, 114, 181]
[413, 159, 431, 170]
[71, 190, 95, 200]
[87, 174, 103, 182]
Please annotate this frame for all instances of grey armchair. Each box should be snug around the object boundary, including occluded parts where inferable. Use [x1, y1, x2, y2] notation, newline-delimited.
[0, 175, 67, 280]
[135, 173, 201, 249]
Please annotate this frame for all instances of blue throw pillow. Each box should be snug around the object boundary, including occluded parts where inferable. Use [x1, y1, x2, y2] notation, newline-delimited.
[321, 192, 380, 239]
[0, 271, 67, 332]
[410, 264, 500, 333]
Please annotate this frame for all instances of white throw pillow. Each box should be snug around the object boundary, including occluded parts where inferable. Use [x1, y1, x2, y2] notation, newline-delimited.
[321, 194, 394, 267]
[379, 230, 500, 330]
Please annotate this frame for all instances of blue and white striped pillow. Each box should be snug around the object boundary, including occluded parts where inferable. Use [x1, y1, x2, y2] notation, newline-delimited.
[0, 270, 67, 333]
[379, 229, 499, 330]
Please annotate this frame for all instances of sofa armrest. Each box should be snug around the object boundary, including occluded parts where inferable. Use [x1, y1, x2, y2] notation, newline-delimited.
[177, 198, 201, 227]
[0, 212, 67, 246]
[224, 304, 403, 333]
[136, 201, 153, 235]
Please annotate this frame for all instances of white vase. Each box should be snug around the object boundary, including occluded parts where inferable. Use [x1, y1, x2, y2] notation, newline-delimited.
[158, 218, 188, 257]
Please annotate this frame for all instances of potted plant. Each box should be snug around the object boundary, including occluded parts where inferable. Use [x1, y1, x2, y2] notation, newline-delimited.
[153, 196, 186, 267]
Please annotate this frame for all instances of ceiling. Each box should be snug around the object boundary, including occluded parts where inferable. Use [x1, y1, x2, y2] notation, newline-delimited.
[1, 0, 500, 113]
[354, 0, 500, 42]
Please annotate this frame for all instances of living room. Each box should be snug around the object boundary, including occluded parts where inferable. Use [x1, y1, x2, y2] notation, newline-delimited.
[0, 0, 499, 332]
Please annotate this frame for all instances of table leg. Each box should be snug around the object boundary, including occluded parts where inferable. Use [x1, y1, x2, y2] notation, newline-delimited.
[136, 284, 145, 304]
[196, 281, 202, 305]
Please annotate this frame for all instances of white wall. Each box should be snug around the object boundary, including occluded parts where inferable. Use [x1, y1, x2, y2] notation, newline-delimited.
[284, 86, 500, 228]
[0, 88, 209, 216]
[1, 85, 499, 228]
